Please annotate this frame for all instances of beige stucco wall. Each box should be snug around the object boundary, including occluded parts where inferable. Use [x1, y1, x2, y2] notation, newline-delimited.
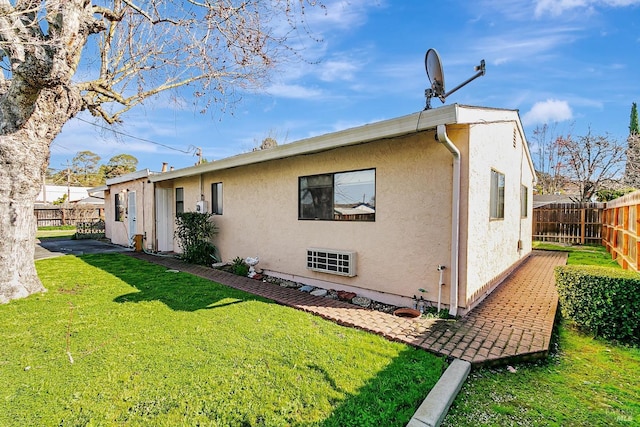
[142, 117, 535, 310]
[104, 178, 154, 248]
[463, 121, 534, 308]
[162, 131, 456, 307]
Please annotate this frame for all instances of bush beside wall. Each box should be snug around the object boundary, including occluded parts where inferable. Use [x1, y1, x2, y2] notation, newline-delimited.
[555, 266, 640, 345]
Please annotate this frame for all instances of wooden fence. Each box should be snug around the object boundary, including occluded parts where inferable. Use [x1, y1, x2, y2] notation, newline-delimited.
[602, 191, 640, 272]
[34, 205, 104, 227]
[533, 202, 605, 244]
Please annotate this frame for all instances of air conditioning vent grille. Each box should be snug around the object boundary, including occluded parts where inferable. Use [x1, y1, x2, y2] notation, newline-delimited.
[306, 248, 356, 277]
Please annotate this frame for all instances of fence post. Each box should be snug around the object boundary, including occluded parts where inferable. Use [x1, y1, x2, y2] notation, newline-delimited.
[580, 207, 586, 245]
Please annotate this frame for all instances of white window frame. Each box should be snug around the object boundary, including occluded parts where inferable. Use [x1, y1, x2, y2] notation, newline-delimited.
[490, 169, 505, 220]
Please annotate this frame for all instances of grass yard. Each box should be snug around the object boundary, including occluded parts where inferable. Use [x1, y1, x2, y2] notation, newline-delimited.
[1, 254, 444, 426]
[442, 323, 640, 426]
[444, 243, 640, 426]
[36, 226, 76, 239]
[533, 241, 621, 268]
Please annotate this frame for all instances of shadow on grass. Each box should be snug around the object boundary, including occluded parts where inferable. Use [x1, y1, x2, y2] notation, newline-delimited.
[80, 253, 267, 312]
[319, 346, 445, 427]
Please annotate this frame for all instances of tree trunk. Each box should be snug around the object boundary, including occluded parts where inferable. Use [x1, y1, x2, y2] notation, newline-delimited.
[0, 86, 82, 304]
[0, 135, 48, 302]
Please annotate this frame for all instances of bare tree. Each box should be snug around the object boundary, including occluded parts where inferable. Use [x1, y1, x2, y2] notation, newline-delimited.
[530, 123, 567, 194]
[556, 130, 626, 202]
[0, 0, 323, 303]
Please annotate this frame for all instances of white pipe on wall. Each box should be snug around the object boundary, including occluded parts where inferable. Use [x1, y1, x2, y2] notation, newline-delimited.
[436, 124, 460, 317]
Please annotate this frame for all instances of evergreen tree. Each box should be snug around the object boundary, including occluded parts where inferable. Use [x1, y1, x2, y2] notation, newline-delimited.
[630, 102, 639, 135]
[624, 102, 640, 188]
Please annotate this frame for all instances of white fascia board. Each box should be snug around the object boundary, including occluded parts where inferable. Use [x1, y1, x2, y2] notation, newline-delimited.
[105, 169, 152, 186]
[456, 105, 537, 181]
[88, 185, 108, 193]
[150, 105, 459, 183]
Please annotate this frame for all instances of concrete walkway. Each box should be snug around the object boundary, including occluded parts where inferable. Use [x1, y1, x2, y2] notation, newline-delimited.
[127, 250, 567, 366]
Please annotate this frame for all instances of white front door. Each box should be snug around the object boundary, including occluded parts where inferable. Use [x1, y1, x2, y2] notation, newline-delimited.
[155, 188, 173, 252]
[127, 191, 137, 246]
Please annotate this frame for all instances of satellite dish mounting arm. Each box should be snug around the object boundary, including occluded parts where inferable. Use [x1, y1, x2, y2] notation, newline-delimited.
[442, 59, 485, 100]
[424, 49, 486, 110]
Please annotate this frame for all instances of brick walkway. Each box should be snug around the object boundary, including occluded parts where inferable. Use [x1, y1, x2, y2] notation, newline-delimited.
[127, 250, 567, 366]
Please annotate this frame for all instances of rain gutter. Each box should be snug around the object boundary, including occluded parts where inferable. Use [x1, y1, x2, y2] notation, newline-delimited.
[436, 124, 460, 317]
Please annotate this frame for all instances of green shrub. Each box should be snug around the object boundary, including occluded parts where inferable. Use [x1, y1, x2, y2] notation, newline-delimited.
[174, 212, 218, 265]
[231, 256, 249, 277]
[555, 265, 640, 345]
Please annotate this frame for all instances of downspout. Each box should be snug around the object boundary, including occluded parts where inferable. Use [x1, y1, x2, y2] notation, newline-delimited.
[436, 124, 460, 317]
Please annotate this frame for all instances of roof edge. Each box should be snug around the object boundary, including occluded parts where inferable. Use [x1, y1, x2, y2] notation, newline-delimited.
[105, 169, 152, 185]
[150, 105, 459, 182]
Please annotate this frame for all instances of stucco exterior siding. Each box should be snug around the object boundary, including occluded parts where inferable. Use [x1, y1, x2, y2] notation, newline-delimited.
[103, 176, 154, 249]
[172, 131, 456, 305]
[463, 121, 534, 307]
[100, 105, 537, 313]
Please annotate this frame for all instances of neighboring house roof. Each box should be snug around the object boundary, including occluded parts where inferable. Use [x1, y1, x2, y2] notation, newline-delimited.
[36, 185, 92, 203]
[74, 196, 105, 205]
[334, 205, 375, 216]
[533, 194, 579, 208]
[144, 104, 536, 184]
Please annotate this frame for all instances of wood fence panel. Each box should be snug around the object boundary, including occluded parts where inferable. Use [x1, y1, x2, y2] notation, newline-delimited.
[34, 205, 104, 227]
[533, 202, 605, 244]
[602, 191, 640, 272]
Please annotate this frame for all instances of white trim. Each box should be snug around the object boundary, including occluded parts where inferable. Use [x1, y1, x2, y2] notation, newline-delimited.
[150, 104, 460, 182]
[105, 169, 152, 185]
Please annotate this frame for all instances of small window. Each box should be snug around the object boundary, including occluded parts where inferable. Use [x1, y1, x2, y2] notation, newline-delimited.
[299, 169, 375, 221]
[521, 185, 528, 218]
[211, 182, 223, 215]
[175, 187, 184, 215]
[490, 170, 505, 219]
[114, 193, 124, 222]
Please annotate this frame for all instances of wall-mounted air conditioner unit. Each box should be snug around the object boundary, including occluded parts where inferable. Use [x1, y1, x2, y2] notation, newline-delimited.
[196, 201, 208, 213]
[307, 248, 356, 277]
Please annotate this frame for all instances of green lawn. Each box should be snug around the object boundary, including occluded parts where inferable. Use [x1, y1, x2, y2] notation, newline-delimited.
[1, 254, 444, 426]
[533, 241, 621, 268]
[444, 244, 640, 426]
[36, 226, 76, 239]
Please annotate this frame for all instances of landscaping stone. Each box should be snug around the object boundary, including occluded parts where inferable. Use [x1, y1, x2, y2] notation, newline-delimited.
[310, 289, 328, 297]
[352, 296, 371, 307]
[337, 290, 356, 301]
[279, 280, 300, 288]
[299, 285, 315, 293]
[325, 290, 339, 300]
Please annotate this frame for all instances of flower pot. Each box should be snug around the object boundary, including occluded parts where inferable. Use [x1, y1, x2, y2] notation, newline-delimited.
[393, 308, 421, 318]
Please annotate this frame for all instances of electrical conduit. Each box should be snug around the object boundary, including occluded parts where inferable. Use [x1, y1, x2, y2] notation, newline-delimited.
[436, 124, 460, 317]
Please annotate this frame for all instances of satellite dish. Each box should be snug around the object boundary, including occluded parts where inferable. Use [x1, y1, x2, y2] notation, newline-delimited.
[424, 49, 486, 110]
[425, 49, 446, 101]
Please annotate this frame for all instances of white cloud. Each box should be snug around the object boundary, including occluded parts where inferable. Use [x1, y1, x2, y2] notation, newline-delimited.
[318, 60, 359, 82]
[265, 83, 323, 99]
[474, 27, 580, 65]
[534, 0, 640, 16]
[522, 99, 574, 125]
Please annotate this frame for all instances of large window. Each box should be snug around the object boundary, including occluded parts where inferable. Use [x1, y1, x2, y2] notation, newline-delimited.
[521, 185, 528, 218]
[299, 169, 375, 221]
[211, 182, 223, 215]
[114, 193, 124, 222]
[490, 169, 505, 219]
[175, 187, 184, 215]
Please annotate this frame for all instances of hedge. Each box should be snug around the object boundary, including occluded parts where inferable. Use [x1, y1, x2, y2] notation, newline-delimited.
[555, 265, 640, 345]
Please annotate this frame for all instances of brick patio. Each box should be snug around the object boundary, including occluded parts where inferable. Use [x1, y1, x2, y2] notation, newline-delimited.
[127, 250, 567, 367]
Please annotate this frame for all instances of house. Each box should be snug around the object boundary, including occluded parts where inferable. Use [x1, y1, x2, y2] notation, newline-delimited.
[36, 185, 94, 204]
[102, 104, 536, 316]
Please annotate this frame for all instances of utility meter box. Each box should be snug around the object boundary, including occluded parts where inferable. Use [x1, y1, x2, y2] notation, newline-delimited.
[196, 201, 208, 213]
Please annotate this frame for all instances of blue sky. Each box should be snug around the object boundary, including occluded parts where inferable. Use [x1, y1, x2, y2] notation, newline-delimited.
[51, 0, 640, 173]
